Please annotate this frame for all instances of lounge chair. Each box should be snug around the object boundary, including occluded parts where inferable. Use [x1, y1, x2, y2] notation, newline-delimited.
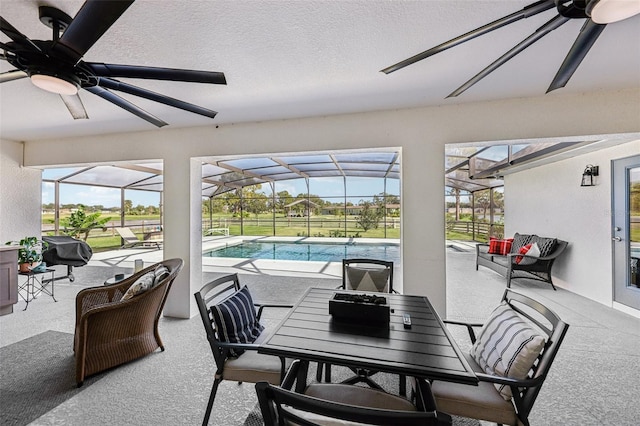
[115, 227, 162, 249]
[204, 227, 229, 237]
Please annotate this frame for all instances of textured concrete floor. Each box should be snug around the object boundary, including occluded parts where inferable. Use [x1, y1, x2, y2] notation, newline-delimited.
[1, 248, 639, 425]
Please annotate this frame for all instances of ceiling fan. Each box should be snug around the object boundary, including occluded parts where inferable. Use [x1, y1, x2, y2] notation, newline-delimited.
[381, 0, 640, 97]
[0, 0, 226, 127]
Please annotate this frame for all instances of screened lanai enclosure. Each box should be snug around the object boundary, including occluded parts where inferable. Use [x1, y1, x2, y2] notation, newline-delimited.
[41, 150, 401, 246]
[445, 140, 594, 241]
[40, 140, 594, 247]
[200, 152, 400, 238]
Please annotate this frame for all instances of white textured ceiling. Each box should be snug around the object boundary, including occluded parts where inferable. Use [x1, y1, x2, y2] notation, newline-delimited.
[1, 0, 639, 141]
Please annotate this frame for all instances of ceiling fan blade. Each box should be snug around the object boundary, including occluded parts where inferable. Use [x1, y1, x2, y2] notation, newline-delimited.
[0, 16, 42, 52]
[0, 69, 27, 83]
[547, 19, 606, 93]
[53, 0, 134, 63]
[86, 63, 227, 85]
[85, 85, 168, 127]
[60, 93, 89, 119]
[447, 14, 570, 97]
[380, 0, 555, 74]
[97, 77, 218, 118]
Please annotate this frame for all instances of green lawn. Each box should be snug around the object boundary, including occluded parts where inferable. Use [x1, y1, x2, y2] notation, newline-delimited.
[44, 212, 494, 251]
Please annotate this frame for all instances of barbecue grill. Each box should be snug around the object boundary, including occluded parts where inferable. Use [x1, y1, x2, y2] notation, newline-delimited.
[42, 236, 92, 282]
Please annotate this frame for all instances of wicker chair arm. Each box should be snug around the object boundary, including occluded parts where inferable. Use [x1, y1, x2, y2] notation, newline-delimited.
[476, 243, 489, 254]
[75, 280, 132, 326]
[506, 242, 567, 262]
[506, 253, 554, 262]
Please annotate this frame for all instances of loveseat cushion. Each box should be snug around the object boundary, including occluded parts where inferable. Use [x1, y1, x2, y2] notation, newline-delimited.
[211, 285, 264, 357]
[515, 242, 541, 265]
[470, 302, 546, 400]
[511, 233, 534, 254]
[488, 238, 514, 255]
[531, 236, 557, 258]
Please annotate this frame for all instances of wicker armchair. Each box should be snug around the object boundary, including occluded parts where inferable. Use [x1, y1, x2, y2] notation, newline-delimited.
[74, 258, 183, 385]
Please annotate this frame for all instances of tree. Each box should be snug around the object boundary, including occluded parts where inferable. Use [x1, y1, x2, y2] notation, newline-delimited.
[474, 190, 491, 221]
[446, 188, 461, 221]
[60, 204, 112, 241]
[355, 201, 381, 232]
[373, 192, 399, 206]
[124, 199, 133, 214]
[275, 190, 292, 213]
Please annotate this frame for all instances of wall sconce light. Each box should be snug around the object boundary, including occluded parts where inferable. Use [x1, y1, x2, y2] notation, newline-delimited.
[581, 164, 599, 187]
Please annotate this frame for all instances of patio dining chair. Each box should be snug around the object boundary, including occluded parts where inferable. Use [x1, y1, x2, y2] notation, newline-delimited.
[428, 289, 569, 426]
[257, 359, 452, 426]
[318, 259, 404, 393]
[194, 273, 293, 426]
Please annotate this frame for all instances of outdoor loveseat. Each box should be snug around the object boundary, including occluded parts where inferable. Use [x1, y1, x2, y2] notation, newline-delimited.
[476, 233, 568, 290]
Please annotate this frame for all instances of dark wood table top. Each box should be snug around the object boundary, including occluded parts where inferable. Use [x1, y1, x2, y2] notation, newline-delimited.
[259, 287, 478, 385]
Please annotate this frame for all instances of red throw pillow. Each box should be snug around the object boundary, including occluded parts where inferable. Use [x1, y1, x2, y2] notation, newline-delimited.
[488, 238, 514, 255]
[515, 243, 533, 264]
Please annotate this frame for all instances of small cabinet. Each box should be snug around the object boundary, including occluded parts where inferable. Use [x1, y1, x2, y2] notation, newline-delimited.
[0, 246, 19, 315]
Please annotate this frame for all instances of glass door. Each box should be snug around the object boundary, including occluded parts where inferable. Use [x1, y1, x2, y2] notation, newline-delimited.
[613, 155, 640, 310]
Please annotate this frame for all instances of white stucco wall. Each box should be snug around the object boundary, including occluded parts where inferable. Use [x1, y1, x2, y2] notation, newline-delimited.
[0, 139, 42, 243]
[11, 87, 640, 318]
[504, 140, 640, 306]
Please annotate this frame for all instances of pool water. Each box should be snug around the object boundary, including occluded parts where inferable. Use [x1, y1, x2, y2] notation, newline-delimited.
[204, 241, 400, 263]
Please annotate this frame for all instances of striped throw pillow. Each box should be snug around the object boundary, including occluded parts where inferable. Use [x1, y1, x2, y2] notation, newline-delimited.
[470, 302, 546, 400]
[211, 285, 264, 357]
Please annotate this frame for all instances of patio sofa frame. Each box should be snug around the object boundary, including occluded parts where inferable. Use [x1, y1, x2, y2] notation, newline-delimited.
[476, 238, 568, 290]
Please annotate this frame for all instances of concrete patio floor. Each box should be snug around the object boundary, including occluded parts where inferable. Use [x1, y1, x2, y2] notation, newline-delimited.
[1, 243, 639, 425]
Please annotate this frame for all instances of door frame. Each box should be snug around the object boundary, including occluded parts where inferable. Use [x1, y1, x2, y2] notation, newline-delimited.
[612, 154, 640, 315]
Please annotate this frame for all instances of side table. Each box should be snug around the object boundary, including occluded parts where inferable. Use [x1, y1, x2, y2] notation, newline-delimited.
[104, 274, 132, 286]
[18, 268, 57, 310]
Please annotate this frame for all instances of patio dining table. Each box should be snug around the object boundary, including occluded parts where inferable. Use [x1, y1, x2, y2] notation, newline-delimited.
[258, 287, 478, 393]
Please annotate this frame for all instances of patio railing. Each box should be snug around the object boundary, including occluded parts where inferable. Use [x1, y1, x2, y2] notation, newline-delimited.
[447, 221, 504, 242]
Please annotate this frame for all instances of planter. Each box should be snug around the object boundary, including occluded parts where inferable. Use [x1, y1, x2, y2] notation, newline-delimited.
[329, 292, 390, 326]
[19, 262, 32, 273]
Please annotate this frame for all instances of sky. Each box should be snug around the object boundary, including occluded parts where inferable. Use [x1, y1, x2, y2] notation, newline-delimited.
[42, 176, 400, 208]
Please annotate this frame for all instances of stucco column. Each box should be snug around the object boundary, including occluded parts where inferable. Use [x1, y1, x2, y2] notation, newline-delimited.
[400, 144, 447, 317]
[162, 154, 203, 318]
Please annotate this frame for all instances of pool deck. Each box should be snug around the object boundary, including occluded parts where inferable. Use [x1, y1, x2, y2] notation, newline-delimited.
[88, 235, 403, 280]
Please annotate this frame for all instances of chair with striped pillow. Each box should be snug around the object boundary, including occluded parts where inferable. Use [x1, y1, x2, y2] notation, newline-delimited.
[429, 289, 569, 426]
[194, 274, 292, 426]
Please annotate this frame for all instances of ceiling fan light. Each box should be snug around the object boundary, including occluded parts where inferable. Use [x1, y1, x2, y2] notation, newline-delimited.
[587, 0, 640, 24]
[30, 73, 78, 95]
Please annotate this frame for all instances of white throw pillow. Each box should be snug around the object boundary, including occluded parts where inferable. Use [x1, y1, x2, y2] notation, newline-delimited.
[345, 266, 390, 292]
[470, 302, 546, 400]
[516, 242, 541, 265]
[122, 272, 154, 300]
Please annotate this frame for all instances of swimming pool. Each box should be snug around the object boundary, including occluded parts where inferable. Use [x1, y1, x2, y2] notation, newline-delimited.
[204, 241, 400, 263]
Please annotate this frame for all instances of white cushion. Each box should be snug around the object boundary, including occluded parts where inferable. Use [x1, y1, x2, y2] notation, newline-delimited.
[153, 265, 170, 284]
[515, 242, 540, 265]
[223, 349, 283, 384]
[121, 272, 154, 300]
[345, 266, 390, 292]
[470, 302, 546, 400]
